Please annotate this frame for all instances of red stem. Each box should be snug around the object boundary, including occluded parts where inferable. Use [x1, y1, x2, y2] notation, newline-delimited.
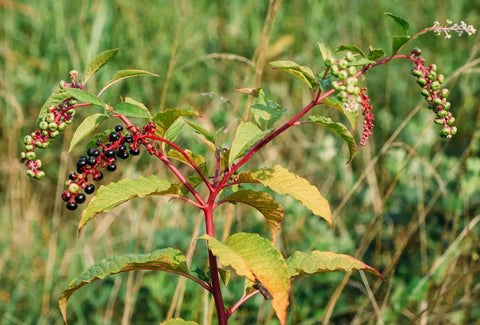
[226, 290, 259, 318]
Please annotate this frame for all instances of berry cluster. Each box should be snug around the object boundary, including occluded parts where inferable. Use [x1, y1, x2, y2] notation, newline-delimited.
[359, 88, 374, 146]
[326, 52, 362, 113]
[61, 123, 153, 210]
[410, 48, 457, 138]
[20, 70, 81, 179]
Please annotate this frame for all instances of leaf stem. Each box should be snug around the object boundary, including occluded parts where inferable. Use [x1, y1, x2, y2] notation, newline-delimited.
[226, 290, 259, 318]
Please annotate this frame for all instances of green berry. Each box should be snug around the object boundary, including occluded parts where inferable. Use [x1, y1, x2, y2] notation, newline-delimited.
[431, 81, 441, 91]
[68, 99, 78, 106]
[417, 78, 427, 86]
[437, 110, 448, 118]
[433, 98, 442, 106]
[443, 102, 451, 110]
[26, 170, 36, 178]
[411, 69, 423, 77]
[440, 88, 449, 98]
[411, 47, 422, 55]
[48, 122, 58, 132]
[47, 105, 56, 113]
[35, 141, 43, 148]
[60, 80, 67, 89]
[420, 89, 430, 97]
[23, 135, 33, 145]
[325, 58, 333, 67]
[337, 91, 347, 100]
[337, 70, 348, 80]
[430, 64, 437, 72]
[345, 51, 354, 62]
[50, 130, 60, 138]
[437, 74, 445, 84]
[46, 113, 55, 123]
[35, 171, 46, 179]
[20, 152, 26, 159]
[57, 122, 67, 131]
[25, 144, 34, 151]
[39, 121, 49, 130]
[434, 118, 444, 125]
[42, 142, 50, 149]
[331, 65, 340, 76]
[68, 183, 79, 194]
[25, 151, 36, 161]
[338, 59, 348, 69]
[66, 109, 75, 115]
[451, 126, 457, 135]
[428, 72, 437, 81]
[348, 66, 356, 76]
[447, 117, 456, 126]
[35, 159, 42, 168]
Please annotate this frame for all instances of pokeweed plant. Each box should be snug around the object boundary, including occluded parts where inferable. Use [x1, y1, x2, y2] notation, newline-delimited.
[19, 14, 476, 325]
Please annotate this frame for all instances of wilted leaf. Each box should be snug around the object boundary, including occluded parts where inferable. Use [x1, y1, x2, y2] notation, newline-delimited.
[221, 190, 284, 243]
[201, 233, 290, 325]
[69, 113, 107, 152]
[286, 250, 383, 279]
[79, 176, 172, 236]
[229, 122, 267, 166]
[237, 165, 332, 225]
[84, 49, 119, 83]
[59, 248, 192, 324]
[309, 115, 357, 163]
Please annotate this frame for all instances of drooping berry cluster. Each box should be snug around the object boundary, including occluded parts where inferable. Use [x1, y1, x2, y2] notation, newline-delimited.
[359, 88, 374, 146]
[61, 123, 154, 210]
[20, 70, 82, 179]
[410, 48, 457, 138]
[325, 51, 362, 113]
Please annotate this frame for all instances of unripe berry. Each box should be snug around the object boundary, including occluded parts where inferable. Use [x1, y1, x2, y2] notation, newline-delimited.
[431, 81, 441, 91]
[437, 74, 445, 84]
[68, 99, 78, 106]
[47, 105, 56, 113]
[59, 80, 68, 89]
[42, 130, 49, 136]
[434, 118, 444, 125]
[338, 59, 348, 69]
[58, 122, 67, 131]
[46, 113, 55, 123]
[437, 110, 448, 118]
[451, 126, 457, 135]
[433, 98, 443, 106]
[35, 159, 42, 168]
[416, 78, 427, 86]
[35, 171, 46, 179]
[42, 142, 49, 149]
[447, 117, 456, 126]
[420, 89, 430, 97]
[440, 88, 449, 98]
[66, 109, 75, 115]
[20, 152, 26, 159]
[443, 102, 451, 110]
[68, 183, 79, 194]
[48, 122, 58, 131]
[345, 51, 354, 62]
[441, 127, 451, 137]
[25, 151, 36, 161]
[23, 135, 33, 145]
[50, 130, 60, 138]
[348, 66, 356, 76]
[35, 141, 43, 148]
[331, 65, 340, 76]
[428, 72, 437, 81]
[411, 69, 423, 77]
[62, 190, 72, 202]
[337, 70, 348, 80]
[25, 144, 34, 151]
[346, 84, 356, 94]
[429, 64, 437, 72]
[411, 47, 422, 56]
[26, 170, 36, 178]
[39, 121, 49, 130]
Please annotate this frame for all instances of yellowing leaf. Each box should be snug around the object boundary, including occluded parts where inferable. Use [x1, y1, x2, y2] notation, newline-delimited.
[221, 190, 284, 243]
[161, 319, 199, 325]
[79, 176, 171, 236]
[59, 248, 192, 324]
[201, 233, 290, 325]
[238, 165, 332, 225]
[287, 251, 383, 279]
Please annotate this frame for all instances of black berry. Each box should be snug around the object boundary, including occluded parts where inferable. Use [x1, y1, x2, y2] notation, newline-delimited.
[124, 134, 134, 143]
[115, 125, 124, 132]
[105, 149, 116, 158]
[109, 131, 120, 142]
[118, 144, 127, 152]
[77, 159, 87, 169]
[117, 151, 129, 159]
[130, 148, 140, 156]
[86, 156, 97, 166]
[87, 147, 100, 157]
[106, 164, 117, 172]
[93, 171, 103, 181]
[75, 193, 86, 204]
[66, 202, 78, 210]
[85, 184, 95, 194]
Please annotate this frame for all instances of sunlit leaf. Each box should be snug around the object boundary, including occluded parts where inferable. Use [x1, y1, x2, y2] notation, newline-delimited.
[84, 49, 119, 83]
[385, 12, 410, 35]
[201, 233, 290, 325]
[101, 69, 159, 92]
[251, 89, 285, 130]
[59, 248, 192, 324]
[184, 120, 215, 143]
[164, 117, 185, 143]
[237, 165, 332, 225]
[79, 176, 172, 236]
[309, 115, 357, 163]
[65, 88, 106, 109]
[270, 60, 317, 89]
[113, 102, 152, 119]
[153, 108, 199, 138]
[221, 190, 284, 243]
[337, 45, 366, 58]
[317, 41, 333, 62]
[68, 113, 107, 152]
[286, 250, 383, 279]
[229, 122, 267, 166]
[167, 148, 206, 168]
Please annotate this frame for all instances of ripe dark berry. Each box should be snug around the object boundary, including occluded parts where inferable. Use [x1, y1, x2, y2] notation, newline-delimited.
[124, 134, 134, 143]
[62, 191, 72, 202]
[117, 151, 129, 159]
[85, 184, 95, 194]
[115, 125, 124, 132]
[77, 159, 87, 169]
[87, 147, 100, 157]
[109, 131, 120, 142]
[105, 149, 116, 158]
[93, 171, 103, 181]
[96, 139, 103, 146]
[86, 156, 97, 166]
[78, 155, 87, 161]
[130, 148, 140, 156]
[118, 144, 127, 152]
[75, 193, 86, 204]
[106, 164, 117, 172]
[66, 202, 78, 210]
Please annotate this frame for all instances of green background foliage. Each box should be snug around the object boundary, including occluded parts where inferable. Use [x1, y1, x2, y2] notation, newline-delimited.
[1, 1, 479, 324]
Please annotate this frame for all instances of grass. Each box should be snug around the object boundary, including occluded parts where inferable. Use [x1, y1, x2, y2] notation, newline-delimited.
[1, 1, 479, 324]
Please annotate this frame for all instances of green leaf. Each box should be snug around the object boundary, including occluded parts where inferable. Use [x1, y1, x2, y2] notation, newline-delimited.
[221, 190, 284, 243]
[113, 102, 152, 119]
[184, 120, 215, 143]
[229, 122, 267, 166]
[167, 148, 206, 168]
[164, 117, 185, 143]
[337, 45, 366, 58]
[59, 248, 192, 324]
[385, 12, 410, 35]
[270, 60, 317, 89]
[238, 165, 332, 225]
[161, 319, 199, 325]
[79, 175, 171, 236]
[84, 49, 119, 83]
[348, 57, 375, 66]
[286, 250, 383, 279]
[37, 89, 71, 122]
[309, 115, 357, 163]
[391, 36, 411, 54]
[320, 97, 358, 130]
[101, 69, 159, 92]
[251, 89, 286, 130]
[368, 47, 385, 61]
[153, 108, 199, 138]
[317, 41, 333, 62]
[201, 233, 290, 325]
[68, 113, 107, 152]
[65, 88, 106, 109]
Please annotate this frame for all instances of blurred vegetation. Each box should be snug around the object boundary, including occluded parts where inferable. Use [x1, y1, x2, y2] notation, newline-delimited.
[1, 1, 479, 324]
